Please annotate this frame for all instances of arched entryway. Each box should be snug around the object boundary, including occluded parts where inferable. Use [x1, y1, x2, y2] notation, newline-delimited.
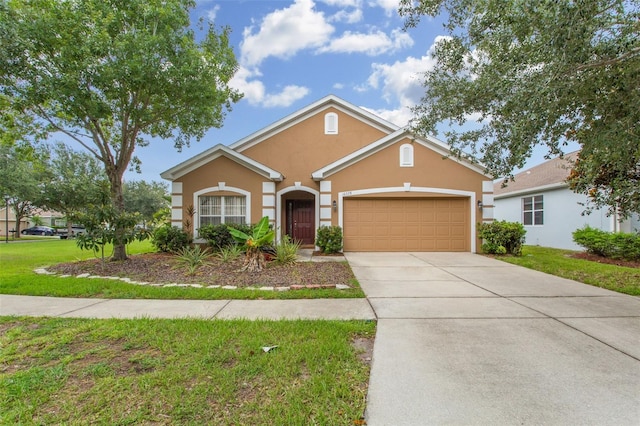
[277, 187, 319, 246]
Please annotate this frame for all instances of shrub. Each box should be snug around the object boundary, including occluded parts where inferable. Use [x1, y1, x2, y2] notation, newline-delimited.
[479, 220, 526, 256]
[216, 244, 244, 263]
[199, 223, 252, 250]
[152, 225, 191, 253]
[174, 245, 212, 275]
[274, 235, 301, 264]
[315, 226, 343, 254]
[573, 226, 640, 261]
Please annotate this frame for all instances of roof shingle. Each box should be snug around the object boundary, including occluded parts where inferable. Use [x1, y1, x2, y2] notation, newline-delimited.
[494, 151, 579, 196]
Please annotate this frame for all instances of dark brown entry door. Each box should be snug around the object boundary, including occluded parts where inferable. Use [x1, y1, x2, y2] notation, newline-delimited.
[286, 200, 315, 245]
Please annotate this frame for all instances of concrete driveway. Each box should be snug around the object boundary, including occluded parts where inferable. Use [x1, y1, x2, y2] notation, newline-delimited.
[346, 252, 640, 426]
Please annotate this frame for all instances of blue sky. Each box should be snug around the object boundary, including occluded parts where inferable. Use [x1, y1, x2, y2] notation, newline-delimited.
[128, 0, 560, 184]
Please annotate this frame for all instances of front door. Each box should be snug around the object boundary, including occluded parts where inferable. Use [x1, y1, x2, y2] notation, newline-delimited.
[286, 200, 315, 245]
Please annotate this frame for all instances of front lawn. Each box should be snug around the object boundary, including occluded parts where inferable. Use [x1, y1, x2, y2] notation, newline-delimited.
[494, 246, 640, 296]
[0, 240, 364, 299]
[0, 316, 374, 424]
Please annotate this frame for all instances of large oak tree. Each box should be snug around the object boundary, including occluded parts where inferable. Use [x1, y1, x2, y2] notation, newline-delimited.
[400, 0, 639, 217]
[0, 0, 242, 259]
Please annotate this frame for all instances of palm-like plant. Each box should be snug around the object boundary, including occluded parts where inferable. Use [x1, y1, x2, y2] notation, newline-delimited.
[227, 216, 274, 272]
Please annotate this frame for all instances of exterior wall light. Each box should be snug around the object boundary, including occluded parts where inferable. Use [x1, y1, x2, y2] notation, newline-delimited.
[332, 200, 337, 211]
[477, 200, 483, 210]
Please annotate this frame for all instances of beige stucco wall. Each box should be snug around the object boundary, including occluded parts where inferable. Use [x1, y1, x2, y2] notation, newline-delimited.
[324, 137, 487, 249]
[174, 155, 266, 229]
[168, 105, 491, 250]
[240, 107, 389, 188]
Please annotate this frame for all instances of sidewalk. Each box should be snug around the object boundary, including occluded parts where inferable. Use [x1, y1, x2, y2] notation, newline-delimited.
[0, 294, 376, 320]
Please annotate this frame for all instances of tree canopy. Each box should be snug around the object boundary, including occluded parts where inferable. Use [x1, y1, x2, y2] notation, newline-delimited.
[0, 0, 242, 258]
[0, 144, 49, 236]
[400, 0, 640, 217]
[40, 142, 108, 231]
[123, 180, 169, 226]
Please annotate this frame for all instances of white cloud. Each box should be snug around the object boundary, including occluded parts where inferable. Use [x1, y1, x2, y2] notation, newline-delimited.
[262, 85, 310, 108]
[368, 0, 400, 16]
[366, 52, 434, 106]
[230, 67, 308, 108]
[318, 0, 362, 6]
[317, 28, 412, 55]
[329, 7, 363, 23]
[240, 0, 334, 68]
[206, 4, 220, 22]
[361, 106, 413, 127]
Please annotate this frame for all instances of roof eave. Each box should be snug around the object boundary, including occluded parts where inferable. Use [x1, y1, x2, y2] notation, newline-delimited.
[494, 182, 568, 199]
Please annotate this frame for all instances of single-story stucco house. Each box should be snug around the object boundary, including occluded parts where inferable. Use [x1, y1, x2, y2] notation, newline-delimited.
[494, 151, 640, 250]
[161, 95, 494, 252]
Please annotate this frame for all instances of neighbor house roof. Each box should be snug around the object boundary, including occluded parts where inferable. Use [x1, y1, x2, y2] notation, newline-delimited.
[494, 151, 579, 198]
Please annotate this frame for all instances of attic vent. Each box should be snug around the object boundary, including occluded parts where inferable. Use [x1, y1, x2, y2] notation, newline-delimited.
[400, 143, 414, 167]
[324, 112, 338, 135]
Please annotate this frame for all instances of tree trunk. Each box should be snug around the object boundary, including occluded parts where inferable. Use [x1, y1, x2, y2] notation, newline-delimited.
[242, 247, 266, 272]
[109, 170, 128, 261]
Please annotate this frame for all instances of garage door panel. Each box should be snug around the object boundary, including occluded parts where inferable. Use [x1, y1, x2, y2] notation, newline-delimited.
[344, 198, 469, 252]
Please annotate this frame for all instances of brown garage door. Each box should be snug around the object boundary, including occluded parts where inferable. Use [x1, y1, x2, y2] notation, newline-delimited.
[343, 198, 469, 251]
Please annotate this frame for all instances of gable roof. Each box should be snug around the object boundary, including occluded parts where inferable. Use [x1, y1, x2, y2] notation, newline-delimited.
[160, 144, 283, 181]
[494, 151, 579, 198]
[229, 94, 400, 153]
[312, 127, 488, 180]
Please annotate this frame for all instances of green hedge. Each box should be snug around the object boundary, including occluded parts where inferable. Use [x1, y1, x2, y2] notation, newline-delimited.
[479, 220, 526, 256]
[315, 226, 343, 254]
[152, 225, 191, 253]
[573, 226, 640, 261]
[198, 223, 253, 251]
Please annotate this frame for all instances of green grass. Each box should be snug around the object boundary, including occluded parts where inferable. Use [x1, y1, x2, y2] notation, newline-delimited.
[0, 316, 375, 425]
[0, 239, 364, 299]
[495, 246, 640, 295]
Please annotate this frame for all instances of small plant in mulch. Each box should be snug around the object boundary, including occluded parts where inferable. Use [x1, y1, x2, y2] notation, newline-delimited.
[228, 216, 274, 272]
[174, 245, 212, 275]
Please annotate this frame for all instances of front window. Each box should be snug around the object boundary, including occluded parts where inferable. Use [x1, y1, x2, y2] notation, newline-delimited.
[199, 196, 246, 226]
[522, 195, 543, 225]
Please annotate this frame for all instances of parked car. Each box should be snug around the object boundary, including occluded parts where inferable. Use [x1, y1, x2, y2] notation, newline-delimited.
[21, 226, 57, 236]
[58, 226, 86, 239]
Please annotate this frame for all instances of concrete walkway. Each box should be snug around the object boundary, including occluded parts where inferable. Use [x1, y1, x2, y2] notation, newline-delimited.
[346, 252, 640, 426]
[0, 295, 375, 321]
[1, 252, 639, 424]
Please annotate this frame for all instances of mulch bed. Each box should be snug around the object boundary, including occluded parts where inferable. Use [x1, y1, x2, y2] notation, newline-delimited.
[569, 252, 640, 269]
[47, 253, 355, 288]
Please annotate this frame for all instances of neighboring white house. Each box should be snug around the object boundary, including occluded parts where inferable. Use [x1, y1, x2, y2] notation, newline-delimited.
[493, 151, 640, 250]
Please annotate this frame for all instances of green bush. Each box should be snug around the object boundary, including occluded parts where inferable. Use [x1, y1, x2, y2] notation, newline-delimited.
[479, 220, 526, 256]
[315, 226, 343, 254]
[216, 244, 244, 263]
[274, 235, 301, 264]
[573, 226, 640, 260]
[152, 225, 191, 253]
[199, 223, 252, 250]
[174, 245, 212, 275]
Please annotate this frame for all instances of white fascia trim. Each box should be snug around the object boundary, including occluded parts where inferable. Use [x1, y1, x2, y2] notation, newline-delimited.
[338, 186, 478, 253]
[230, 95, 399, 153]
[312, 128, 488, 180]
[494, 182, 568, 200]
[160, 144, 283, 181]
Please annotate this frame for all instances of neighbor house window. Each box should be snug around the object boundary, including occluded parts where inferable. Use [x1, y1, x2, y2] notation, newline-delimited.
[400, 143, 414, 167]
[522, 195, 543, 225]
[199, 196, 246, 226]
[325, 112, 338, 134]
